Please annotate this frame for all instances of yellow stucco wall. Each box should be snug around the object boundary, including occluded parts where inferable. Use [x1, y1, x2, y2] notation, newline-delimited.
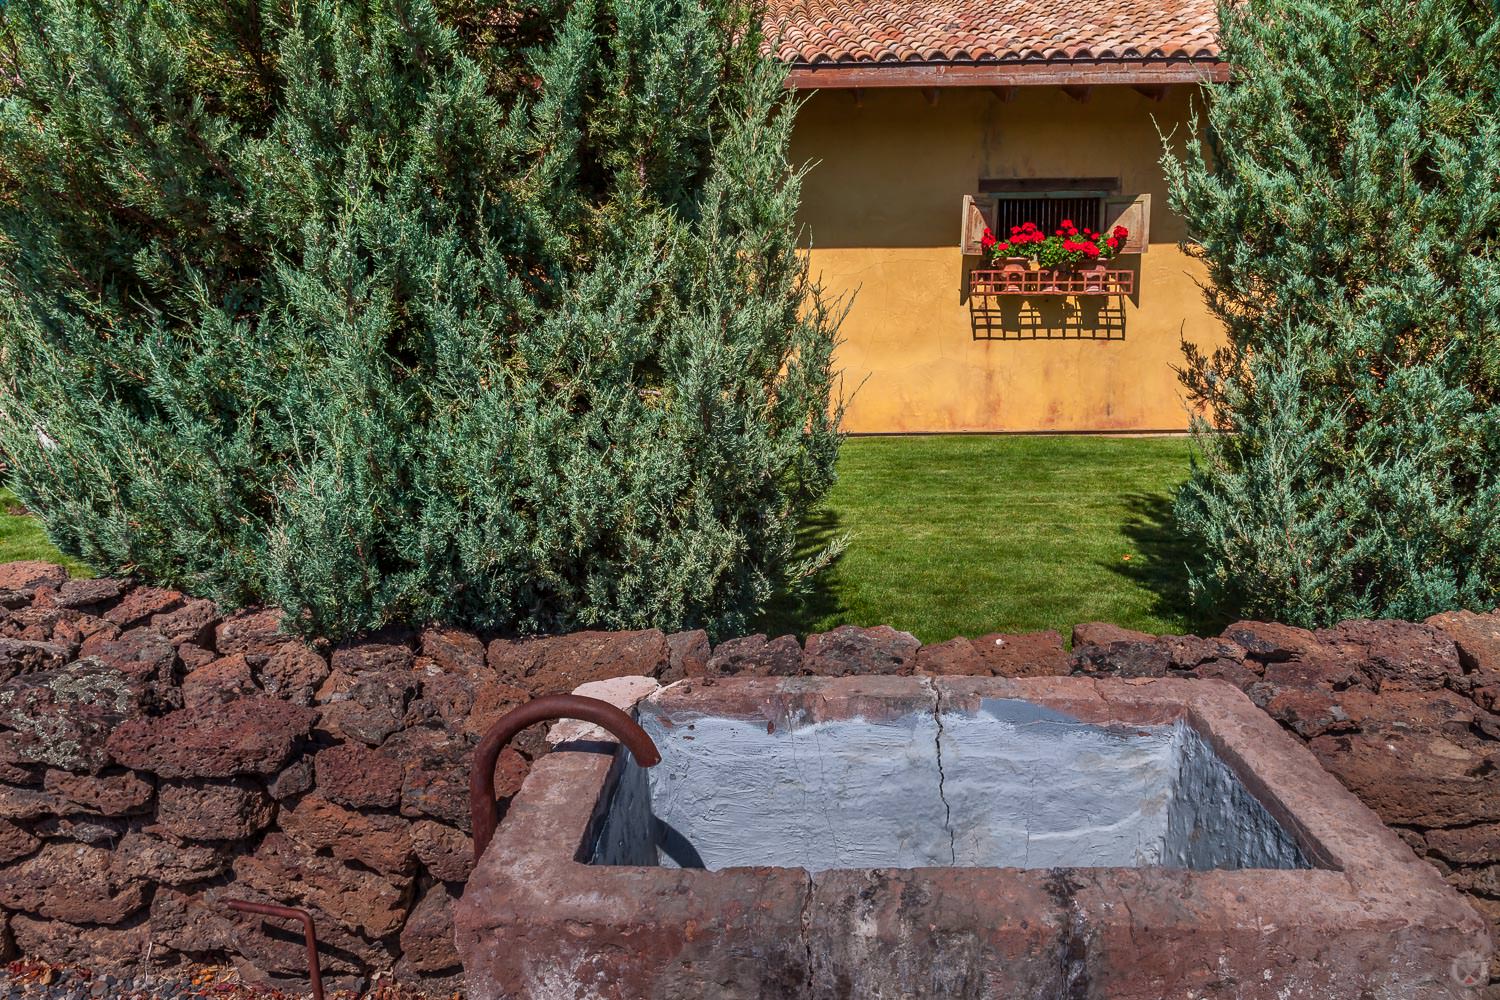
[791, 85, 1225, 433]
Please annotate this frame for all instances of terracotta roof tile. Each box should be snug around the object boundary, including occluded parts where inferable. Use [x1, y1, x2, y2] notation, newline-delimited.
[766, 0, 1221, 65]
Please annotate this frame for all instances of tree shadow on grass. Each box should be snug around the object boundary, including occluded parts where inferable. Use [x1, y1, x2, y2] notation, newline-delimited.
[753, 506, 849, 640]
[1113, 491, 1230, 636]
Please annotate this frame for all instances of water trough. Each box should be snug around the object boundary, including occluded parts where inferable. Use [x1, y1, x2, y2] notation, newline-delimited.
[455, 675, 1492, 998]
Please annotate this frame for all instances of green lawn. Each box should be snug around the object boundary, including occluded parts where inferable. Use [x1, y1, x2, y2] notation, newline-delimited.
[4, 436, 1202, 641]
[758, 434, 1206, 644]
[0, 488, 91, 577]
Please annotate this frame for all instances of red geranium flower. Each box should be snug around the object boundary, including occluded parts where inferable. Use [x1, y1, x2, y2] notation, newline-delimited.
[1113, 225, 1129, 240]
[1060, 219, 1074, 228]
[1106, 237, 1119, 249]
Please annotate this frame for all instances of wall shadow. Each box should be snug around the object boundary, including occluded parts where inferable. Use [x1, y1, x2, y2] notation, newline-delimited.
[754, 506, 848, 639]
[970, 297, 1127, 340]
[1112, 491, 1228, 636]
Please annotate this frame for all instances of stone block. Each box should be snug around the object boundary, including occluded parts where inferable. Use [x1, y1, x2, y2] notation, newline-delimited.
[106, 696, 316, 779]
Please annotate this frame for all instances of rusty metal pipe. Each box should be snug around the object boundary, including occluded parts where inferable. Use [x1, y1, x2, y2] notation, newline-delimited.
[224, 899, 324, 1000]
[470, 693, 661, 862]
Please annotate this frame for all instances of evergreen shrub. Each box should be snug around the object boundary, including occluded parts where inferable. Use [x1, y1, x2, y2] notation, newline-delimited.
[1164, 0, 1500, 626]
[0, 0, 843, 640]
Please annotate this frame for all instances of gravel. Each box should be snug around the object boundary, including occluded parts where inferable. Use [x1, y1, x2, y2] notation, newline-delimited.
[0, 961, 457, 1000]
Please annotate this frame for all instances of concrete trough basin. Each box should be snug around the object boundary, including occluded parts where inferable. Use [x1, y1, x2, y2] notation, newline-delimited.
[455, 676, 1492, 999]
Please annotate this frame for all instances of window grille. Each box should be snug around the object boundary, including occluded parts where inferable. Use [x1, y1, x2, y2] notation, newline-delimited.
[991, 195, 1104, 236]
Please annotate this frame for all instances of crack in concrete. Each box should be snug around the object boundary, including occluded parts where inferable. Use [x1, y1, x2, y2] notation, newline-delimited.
[799, 870, 817, 995]
[923, 678, 959, 865]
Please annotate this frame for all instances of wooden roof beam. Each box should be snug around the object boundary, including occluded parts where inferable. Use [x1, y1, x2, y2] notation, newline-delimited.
[1133, 84, 1172, 101]
[1060, 85, 1092, 102]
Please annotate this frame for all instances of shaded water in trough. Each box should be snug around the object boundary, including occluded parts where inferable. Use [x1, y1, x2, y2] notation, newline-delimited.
[589, 698, 1310, 872]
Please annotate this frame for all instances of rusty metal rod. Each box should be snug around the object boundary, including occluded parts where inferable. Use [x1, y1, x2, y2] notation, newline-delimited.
[470, 693, 661, 862]
[225, 899, 324, 1000]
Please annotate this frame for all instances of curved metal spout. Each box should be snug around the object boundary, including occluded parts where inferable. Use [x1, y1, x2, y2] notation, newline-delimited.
[470, 693, 661, 862]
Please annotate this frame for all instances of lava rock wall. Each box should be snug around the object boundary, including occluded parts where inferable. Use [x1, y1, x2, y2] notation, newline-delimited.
[0, 559, 1496, 995]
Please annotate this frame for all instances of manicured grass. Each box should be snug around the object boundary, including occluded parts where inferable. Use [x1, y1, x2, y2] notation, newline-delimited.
[758, 435, 1206, 645]
[0, 488, 91, 577]
[4, 436, 1202, 640]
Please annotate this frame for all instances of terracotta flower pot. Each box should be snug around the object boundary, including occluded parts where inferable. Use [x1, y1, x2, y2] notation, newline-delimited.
[999, 257, 1030, 291]
[1041, 265, 1072, 293]
[1080, 261, 1109, 292]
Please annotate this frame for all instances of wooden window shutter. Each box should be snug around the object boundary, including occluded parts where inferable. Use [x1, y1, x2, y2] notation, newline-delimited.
[961, 194, 993, 255]
[1103, 193, 1151, 253]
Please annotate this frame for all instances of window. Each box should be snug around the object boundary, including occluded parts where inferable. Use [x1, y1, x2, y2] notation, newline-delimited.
[961, 181, 1150, 256]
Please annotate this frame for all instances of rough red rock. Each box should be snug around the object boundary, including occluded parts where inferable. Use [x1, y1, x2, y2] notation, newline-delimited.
[486, 629, 669, 693]
[705, 633, 803, 677]
[1427, 609, 1500, 681]
[259, 641, 329, 705]
[972, 631, 1070, 677]
[914, 637, 981, 676]
[1071, 636, 1171, 678]
[0, 842, 147, 924]
[33, 813, 128, 844]
[267, 755, 315, 801]
[0, 637, 70, 681]
[0, 664, 145, 773]
[1309, 730, 1500, 827]
[9, 913, 150, 967]
[406, 669, 479, 731]
[149, 598, 219, 647]
[462, 679, 532, 742]
[78, 627, 177, 684]
[49, 613, 119, 651]
[176, 641, 216, 672]
[0, 817, 40, 864]
[214, 608, 287, 665]
[315, 741, 403, 810]
[1423, 824, 1500, 866]
[181, 653, 259, 709]
[330, 638, 416, 676]
[0, 562, 68, 594]
[1071, 621, 1153, 647]
[106, 696, 316, 779]
[280, 794, 415, 875]
[42, 768, 154, 816]
[1315, 619, 1462, 691]
[233, 832, 411, 938]
[803, 625, 919, 676]
[385, 726, 474, 831]
[53, 577, 127, 610]
[1259, 687, 1356, 739]
[420, 626, 486, 675]
[104, 586, 183, 630]
[1333, 686, 1481, 738]
[1187, 658, 1263, 689]
[314, 668, 417, 746]
[157, 778, 276, 841]
[410, 819, 473, 883]
[0, 783, 79, 820]
[399, 884, 460, 973]
[1221, 620, 1321, 662]
[663, 629, 711, 682]
[113, 829, 229, 885]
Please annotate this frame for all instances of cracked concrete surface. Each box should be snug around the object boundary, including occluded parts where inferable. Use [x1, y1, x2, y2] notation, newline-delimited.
[593, 689, 1307, 871]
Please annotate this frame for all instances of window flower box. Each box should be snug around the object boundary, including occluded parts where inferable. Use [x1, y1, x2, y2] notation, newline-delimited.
[969, 266, 1135, 297]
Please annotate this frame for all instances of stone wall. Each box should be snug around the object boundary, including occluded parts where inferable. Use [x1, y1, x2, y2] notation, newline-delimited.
[0, 559, 1496, 995]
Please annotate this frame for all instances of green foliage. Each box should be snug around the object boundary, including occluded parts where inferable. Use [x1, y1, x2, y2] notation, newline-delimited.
[1163, 0, 1500, 626]
[0, 0, 842, 640]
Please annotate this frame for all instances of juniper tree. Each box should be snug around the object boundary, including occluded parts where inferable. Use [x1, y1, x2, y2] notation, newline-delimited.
[1163, 0, 1500, 626]
[0, 0, 843, 640]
